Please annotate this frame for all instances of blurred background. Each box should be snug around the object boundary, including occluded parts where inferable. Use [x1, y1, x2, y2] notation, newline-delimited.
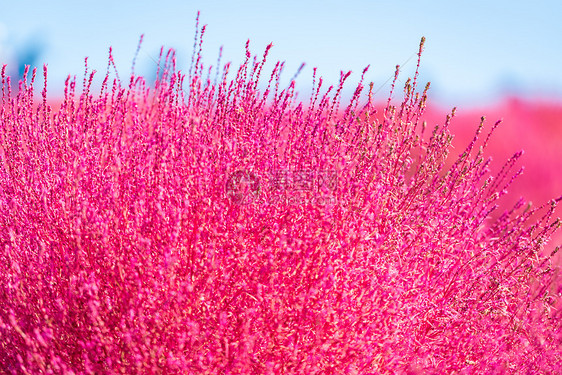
[1, 0, 562, 244]
[1, 0, 561, 106]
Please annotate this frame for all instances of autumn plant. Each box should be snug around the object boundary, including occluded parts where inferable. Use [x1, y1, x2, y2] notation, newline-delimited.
[1, 17, 561, 374]
[421, 99, 562, 254]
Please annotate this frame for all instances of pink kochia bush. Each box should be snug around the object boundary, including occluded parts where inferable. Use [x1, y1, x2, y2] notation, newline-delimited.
[422, 100, 562, 253]
[1, 23, 561, 374]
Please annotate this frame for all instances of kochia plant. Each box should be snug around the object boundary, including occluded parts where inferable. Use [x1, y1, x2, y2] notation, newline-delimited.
[0, 21, 561, 374]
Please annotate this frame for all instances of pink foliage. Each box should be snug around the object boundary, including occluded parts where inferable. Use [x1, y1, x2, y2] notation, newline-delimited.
[422, 100, 562, 253]
[0, 27, 561, 374]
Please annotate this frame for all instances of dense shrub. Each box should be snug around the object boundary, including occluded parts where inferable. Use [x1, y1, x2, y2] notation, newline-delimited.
[1, 23, 560, 373]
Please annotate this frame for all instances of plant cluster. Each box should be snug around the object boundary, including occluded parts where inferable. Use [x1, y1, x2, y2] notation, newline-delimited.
[0, 21, 560, 374]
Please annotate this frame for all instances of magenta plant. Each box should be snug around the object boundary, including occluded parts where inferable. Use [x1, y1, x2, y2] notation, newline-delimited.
[1, 23, 561, 373]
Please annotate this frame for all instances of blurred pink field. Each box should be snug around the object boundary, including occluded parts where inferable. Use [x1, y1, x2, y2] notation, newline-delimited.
[432, 98, 562, 210]
[423, 98, 562, 252]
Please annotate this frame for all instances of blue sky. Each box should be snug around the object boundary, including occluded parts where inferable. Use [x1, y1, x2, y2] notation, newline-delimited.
[1, 0, 561, 105]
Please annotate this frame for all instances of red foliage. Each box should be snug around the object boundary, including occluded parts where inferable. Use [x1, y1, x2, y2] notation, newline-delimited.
[423, 99, 562, 253]
[0, 31, 561, 373]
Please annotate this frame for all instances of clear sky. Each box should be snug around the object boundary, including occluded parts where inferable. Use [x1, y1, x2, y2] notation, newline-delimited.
[1, 0, 561, 105]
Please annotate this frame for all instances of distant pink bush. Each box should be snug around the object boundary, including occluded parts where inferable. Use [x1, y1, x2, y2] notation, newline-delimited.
[1, 24, 561, 373]
[421, 100, 562, 255]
